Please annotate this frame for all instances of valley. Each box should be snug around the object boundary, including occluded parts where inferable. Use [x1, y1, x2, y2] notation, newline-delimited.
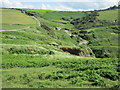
[1, 6, 119, 88]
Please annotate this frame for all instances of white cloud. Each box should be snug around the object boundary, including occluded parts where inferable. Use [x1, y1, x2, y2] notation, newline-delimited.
[1, 0, 35, 9]
[40, 4, 90, 11]
[1, 0, 119, 11]
[39, 0, 119, 11]
[59, 0, 119, 10]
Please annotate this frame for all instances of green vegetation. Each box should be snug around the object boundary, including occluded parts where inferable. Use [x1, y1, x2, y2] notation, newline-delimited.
[78, 26, 119, 58]
[22, 9, 85, 20]
[2, 54, 119, 88]
[1, 26, 76, 46]
[97, 9, 118, 21]
[20, 9, 85, 29]
[1, 8, 37, 30]
[71, 11, 100, 29]
[1, 7, 119, 88]
[69, 8, 119, 58]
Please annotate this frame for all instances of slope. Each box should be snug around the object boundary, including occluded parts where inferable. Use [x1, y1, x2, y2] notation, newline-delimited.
[22, 9, 85, 29]
[1, 8, 37, 30]
[97, 9, 118, 21]
[1, 8, 119, 88]
[70, 9, 119, 58]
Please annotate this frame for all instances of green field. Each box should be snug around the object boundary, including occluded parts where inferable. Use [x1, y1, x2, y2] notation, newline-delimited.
[1, 8, 37, 30]
[97, 9, 118, 21]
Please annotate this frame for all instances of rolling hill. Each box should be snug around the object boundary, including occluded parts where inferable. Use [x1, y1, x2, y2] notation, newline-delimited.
[1, 7, 119, 88]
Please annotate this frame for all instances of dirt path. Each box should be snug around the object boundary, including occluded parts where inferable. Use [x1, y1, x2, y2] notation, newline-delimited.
[62, 29, 89, 46]
[64, 30, 72, 36]
[32, 16, 41, 26]
[79, 40, 88, 46]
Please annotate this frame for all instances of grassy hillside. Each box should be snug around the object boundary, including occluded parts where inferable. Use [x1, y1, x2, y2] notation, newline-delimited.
[40, 11, 85, 20]
[22, 9, 85, 20]
[1, 8, 37, 30]
[68, 9, 119, 58]
[97, 9, 118, 21]
[78, 25, 119, 58]
[1, 8, 119, 88]
[22, 9, 85, 29]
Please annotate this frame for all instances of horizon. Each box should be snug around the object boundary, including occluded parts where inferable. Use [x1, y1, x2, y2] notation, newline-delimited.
[0, 5, 118, 12]
[0, 0, 119, 11]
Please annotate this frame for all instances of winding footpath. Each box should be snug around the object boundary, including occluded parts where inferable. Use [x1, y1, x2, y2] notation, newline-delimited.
[32, 16, 41, 26]
[63, 30, 88, 46]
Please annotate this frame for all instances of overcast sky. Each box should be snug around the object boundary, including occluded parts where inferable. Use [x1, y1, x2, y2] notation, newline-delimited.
[1, 0, 119, 11]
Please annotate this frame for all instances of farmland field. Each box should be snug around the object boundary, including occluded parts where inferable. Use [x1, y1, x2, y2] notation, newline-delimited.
[1, 8, 37, 30]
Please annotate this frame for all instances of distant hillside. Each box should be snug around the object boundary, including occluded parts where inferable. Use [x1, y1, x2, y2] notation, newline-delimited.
[104, 5, 120, 10]
[19, 8, 85, 29]
[95, 5, 119, 21]
[97, 9, 118, 21]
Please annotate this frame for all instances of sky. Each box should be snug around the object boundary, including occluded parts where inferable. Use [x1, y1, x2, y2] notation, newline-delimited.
[0, 0, 119, 11]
